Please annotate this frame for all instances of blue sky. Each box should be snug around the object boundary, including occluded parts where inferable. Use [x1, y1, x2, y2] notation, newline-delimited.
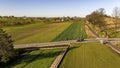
[0, 0, 120, 17]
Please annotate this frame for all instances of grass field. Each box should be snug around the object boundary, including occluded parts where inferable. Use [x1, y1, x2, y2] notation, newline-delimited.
[60, 42, 120, 68]
[10, 49, 62, 68]
[53, 22, 86, 41]
[3, 22, 71, 44]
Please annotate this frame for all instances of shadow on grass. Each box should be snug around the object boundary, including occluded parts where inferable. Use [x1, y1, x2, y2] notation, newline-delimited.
[9, 50, 61, 68]
[23, 51, 61, 67]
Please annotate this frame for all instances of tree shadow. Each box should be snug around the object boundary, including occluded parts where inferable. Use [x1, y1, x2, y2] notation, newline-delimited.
[8, 50, 61, 68]
[23, 51, 61, 67]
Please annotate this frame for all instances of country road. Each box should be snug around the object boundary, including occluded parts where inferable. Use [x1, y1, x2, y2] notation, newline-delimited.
[14, 38, 120, 49]
[14, 39, 97, 49]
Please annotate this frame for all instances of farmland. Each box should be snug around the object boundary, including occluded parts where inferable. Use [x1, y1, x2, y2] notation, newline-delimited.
[53, 22, 86, 41]
[1, 0, 120, 68]
[1, 20, 120, 68]
[3, 22, 87, 44]
[10, 49, 62, 68]
[60, 42, 120, 68]
[1, 21, 89, 68]
[3, 22, 71, 44]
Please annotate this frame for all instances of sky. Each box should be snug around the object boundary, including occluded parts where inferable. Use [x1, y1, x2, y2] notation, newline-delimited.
[0, 0, 120, 17]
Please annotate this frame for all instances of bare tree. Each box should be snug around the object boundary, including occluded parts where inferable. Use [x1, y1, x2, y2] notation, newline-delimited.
[86, 8, 108, 37]
[86, 8, 106, 28]
[112, 7, 120, 30]
[96, 8, 106, 15]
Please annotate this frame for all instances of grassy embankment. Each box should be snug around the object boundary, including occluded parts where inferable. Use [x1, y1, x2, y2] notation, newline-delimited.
[60, 42, 120, 68]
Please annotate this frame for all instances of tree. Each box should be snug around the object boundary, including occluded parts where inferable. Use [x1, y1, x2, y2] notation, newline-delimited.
[86, 8, 107, 37]
[0, 29, 14, 63]
[112, 7, 120, 30]
[86, 8, 106, 28]
[96, 8, 105, 15]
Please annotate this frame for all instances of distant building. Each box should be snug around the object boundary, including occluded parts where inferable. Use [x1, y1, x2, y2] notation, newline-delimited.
[61, 18, 64, 22]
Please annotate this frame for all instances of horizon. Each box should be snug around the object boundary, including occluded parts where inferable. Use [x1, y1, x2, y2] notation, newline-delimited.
[0, 0, 120, 17]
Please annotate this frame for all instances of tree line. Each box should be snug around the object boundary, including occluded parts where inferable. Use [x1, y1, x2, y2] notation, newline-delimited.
[0, 16, 84, 27]
[0, 16, 36, 26]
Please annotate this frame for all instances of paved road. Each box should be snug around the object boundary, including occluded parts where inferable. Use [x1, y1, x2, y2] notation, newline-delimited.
[14, 38, 120, 49]
[14, 39, 98, 49]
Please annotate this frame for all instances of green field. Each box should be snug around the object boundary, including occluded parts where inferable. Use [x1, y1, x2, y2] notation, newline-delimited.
[3, 21, 89, 68]
[53, 22, 86, 41]
[60, 42, 120, 68]
[3, 22, 71, 44]
[10, 49, 62, 68]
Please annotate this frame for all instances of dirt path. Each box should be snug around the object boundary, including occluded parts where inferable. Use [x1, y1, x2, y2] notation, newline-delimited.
[85, 24, 99, 38]
[85, 23, 120, 55]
